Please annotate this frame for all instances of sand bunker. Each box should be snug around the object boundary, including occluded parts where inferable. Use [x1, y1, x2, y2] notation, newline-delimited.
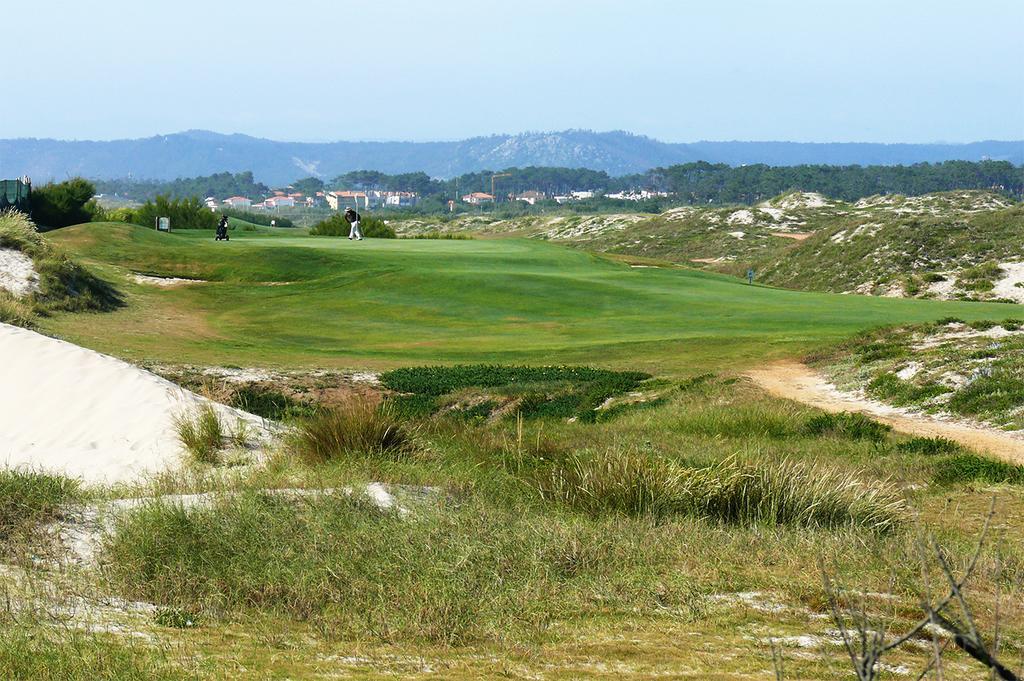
[0, 248, 39, 297]
[0, 323, 265, 484]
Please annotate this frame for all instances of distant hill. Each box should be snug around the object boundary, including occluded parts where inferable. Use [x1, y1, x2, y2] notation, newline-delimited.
[1, 130, 1021, 186]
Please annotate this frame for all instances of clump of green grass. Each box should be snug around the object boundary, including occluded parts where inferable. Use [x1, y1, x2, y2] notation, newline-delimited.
[0, 469, 80, 546]
[0, 626, 185, 680]
[289, 400, 412, 464]
[933, 453, 1024, 485]
[674, 404, 800, 439]
[174, 403, 225, 463]
[538, 451, 905, 532]
[896, 436, 962, 456]
[947, 372, 1024, 417]
[408, 231, 473, 240]
[0, 291, 35, 327]
[867, 372, 949, 406]
[802, 411, 892, 442]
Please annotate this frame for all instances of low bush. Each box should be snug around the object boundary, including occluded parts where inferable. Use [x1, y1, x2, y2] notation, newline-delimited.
[933, 453, 1024, 485]
[896, 436, 962, 456]
[802, 411, 892, 442]
[174, 403, 225, 463]
[289, 400, 412, 464]
[309, 214, 396, 238]
[0, 470, 80, 545]
[538, 451, 905, 532]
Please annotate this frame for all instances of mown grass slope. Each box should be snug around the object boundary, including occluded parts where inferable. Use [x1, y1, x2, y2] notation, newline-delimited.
[43, 221, 1015, 372]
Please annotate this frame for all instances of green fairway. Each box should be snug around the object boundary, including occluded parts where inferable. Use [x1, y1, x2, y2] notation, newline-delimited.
[44, 223, 1016, 373]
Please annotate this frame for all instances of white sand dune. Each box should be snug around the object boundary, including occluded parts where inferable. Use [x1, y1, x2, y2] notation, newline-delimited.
[0, 323, 265, 484]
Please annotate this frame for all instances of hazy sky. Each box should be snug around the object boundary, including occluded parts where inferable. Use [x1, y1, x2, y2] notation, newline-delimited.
[4, 0, 1022, 143]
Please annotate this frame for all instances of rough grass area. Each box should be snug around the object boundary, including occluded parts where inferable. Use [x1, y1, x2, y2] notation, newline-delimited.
[538, 450, 904, 532]
[820, 319, 1024, 430]
[289, 400, 412, 464]
[0, 626, 188, 681]
[382, 365, 651, 422]
[0, 470, 80, 546]
[0, 210, 122, 318]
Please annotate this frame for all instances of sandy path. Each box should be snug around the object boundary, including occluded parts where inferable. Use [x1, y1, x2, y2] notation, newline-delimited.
[746, 361, 1024, 464]
[0, 323, 265, 484]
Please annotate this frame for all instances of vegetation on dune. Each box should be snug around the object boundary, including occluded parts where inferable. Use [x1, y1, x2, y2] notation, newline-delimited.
[173, 403, 226, 464]
[538, 450, 904, 532]
[382, 365, 651, 422]
[822, 318, 1024, 430]
[0, 210, 122, 320]
[289, 400, 412, 464]
[0, 470, 80, 547]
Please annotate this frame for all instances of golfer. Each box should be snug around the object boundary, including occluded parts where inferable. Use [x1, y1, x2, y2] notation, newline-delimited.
[344, 206, 362, 240]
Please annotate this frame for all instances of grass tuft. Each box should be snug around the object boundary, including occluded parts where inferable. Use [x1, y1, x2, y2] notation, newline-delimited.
[933, 453, 1024, 485]
[802, 411, 892, 442]
[0, 469, 80, 546]
[289, 400, 412, 464]
[174, 403, 225, 463]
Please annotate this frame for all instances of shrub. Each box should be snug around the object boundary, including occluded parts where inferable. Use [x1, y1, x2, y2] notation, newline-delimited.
[802, 411, 892, 442]
[538, 451, 905, 532]
[174, 403, 225, 463]
[0, 470, 80, 544]
[309, 213, 396, 238]
[896, 436, 962, 456]
[408, 231, 473, 240]
[30, 178, 96, 229]
[674, 405, 799, 439]
[289, 400, 412, 464]
[933, 454, 1024, 485]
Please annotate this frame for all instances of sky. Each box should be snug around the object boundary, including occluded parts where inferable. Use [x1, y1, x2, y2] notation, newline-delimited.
[3, 0, 1022, 144]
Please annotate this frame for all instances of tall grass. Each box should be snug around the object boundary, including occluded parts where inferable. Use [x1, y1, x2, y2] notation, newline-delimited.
[173, 404, 225, 464]
[539, 450, 905, 533]
[0, 626, 188, 680]
[289, 400, 412, 464]
[0, 469, 80, 549]
[0, 291, 35, 327]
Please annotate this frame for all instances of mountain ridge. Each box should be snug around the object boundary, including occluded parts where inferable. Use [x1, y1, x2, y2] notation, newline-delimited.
[1, 130, 1020, 186]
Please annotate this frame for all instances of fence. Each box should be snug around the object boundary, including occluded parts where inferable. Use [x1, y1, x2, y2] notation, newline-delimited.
[0, 179, 31, 212]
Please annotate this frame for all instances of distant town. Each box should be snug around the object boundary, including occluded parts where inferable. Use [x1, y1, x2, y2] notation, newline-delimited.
[213, 187, 671, 213]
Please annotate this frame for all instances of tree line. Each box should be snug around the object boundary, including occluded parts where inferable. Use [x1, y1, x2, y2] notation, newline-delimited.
[85, 160, 1022, 209]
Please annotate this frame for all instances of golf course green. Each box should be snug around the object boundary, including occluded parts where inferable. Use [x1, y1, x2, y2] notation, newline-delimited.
[45, 223, 1015, 372]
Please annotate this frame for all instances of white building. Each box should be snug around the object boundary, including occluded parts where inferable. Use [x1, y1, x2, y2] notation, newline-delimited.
[223, 196, 252, 209]
[462, 192, 494, 205]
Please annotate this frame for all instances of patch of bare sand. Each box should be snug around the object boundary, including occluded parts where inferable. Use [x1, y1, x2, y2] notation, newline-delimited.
[746, 360, 1024, 464]
[769, 232, 812, 241]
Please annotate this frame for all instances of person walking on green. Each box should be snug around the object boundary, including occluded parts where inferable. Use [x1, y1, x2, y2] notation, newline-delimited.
[344, 206, 362, 240]
[747, 268, 755, 285]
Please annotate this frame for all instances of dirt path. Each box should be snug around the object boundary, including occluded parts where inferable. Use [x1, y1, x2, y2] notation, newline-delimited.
[746, 360, 1024, 464]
